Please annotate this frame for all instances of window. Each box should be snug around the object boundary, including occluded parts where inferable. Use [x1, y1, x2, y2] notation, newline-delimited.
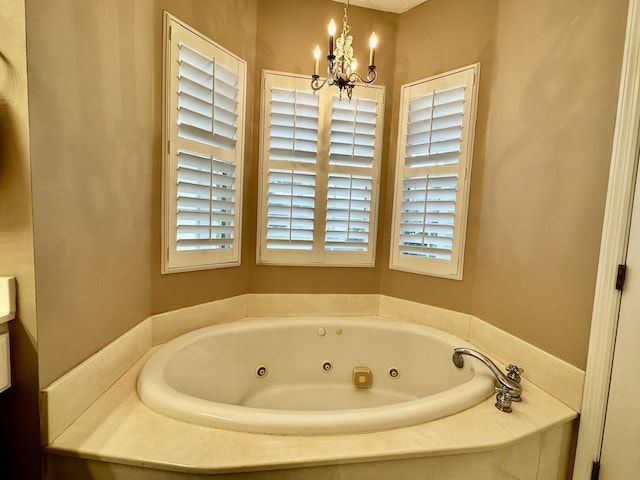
[257, 71, 385, 266]
[162, 13, 246, 273]
[390, 64, 480, 279]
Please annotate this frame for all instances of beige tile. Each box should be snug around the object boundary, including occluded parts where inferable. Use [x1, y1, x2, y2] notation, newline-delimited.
[378, 295, 471, 339]
[247, 294, 379, 317]
[492, 433, 541, 480]
[43, 294, 582, 479]
[537, 421, 575, 479]
[41, 317, 151, 444]
[151, 295, 247, 345]
[44, 452, 519, 480]
[469, 316, 585, 411]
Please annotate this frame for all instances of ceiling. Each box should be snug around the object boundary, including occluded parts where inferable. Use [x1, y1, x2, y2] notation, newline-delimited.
[333, 0, 429, 14]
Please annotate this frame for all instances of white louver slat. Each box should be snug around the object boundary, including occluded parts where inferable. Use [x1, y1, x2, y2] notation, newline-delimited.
[266, 170, 316, 250]
[176, 43, 239, 253]
[398, 86, 463, 261]
[325, 95, 378, 253]
[328, 96, 376, 168]
[261, 76, 319, 260]
[176, 150, 236, 251]
[391, 64, 479, 279]
[269, 87, 319, 163]
[399, 174, 457, 260]
[163, 13, 246, 273]
[325, 174, 372, 252]
[178, 43, 239, 152]
[404, 86, 464, 167]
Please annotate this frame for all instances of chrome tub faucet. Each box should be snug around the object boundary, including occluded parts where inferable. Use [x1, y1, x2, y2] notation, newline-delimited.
[452, 347, 524, 413]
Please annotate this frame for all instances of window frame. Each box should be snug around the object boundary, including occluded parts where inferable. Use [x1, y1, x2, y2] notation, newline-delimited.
[389, 63, 480, 279]
[161, 12, 247, 274]
[257, 70, 385, 267]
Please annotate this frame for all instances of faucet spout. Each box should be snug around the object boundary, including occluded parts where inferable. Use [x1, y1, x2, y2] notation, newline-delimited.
[452, 347, 523, 411]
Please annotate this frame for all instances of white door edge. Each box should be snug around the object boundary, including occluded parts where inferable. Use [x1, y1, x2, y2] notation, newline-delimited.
[573, 0, 640, 478]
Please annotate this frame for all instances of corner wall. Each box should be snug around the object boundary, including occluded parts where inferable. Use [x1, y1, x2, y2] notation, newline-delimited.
[379, 0, 498, 313]
[381, 0, 629, 369]
[25, 0, 630, 394]
[26, 0, 156, 387]
[25, 0, 259, 389]
[469, 0, 628, 370]
[0, 0, 40, 477]
[150, 0, 257, 314]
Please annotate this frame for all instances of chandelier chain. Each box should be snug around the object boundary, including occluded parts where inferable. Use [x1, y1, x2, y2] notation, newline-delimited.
[343, 0, 349, 33]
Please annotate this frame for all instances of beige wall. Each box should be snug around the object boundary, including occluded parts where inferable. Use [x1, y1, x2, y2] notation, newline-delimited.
[379, 0, 498, 313]
[21, 0, 629, 412]
[26, 0, 628, 390]
[151, 0, 257, 314]
[379, 0, 627, 369]
[26, 0, 157, 387]
[0, 1, 41, 478]
[26, 0, 258, 387]
[471, 0, 628, 369]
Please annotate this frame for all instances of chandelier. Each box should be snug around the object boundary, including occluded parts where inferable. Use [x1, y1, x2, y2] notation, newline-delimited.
[311, 0, 378, 99]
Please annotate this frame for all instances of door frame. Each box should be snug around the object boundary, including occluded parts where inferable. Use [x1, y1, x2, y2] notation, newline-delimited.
[573, 0, 640, 477]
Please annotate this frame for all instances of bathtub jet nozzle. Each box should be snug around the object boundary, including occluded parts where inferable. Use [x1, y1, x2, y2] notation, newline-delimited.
[452, 348, 523, 413]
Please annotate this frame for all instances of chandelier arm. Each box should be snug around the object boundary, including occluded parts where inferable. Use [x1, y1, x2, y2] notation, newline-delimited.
[347, 67, 377, 85]
[311, 75, 329, 92]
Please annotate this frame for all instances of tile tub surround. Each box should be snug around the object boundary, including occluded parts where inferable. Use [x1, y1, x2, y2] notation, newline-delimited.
[42, 295, 584, 471]
[378, 295, 585, 411]
[45, 349, 576, 479]
[48, 422, 574, 480]
[40, 319, 152, 444]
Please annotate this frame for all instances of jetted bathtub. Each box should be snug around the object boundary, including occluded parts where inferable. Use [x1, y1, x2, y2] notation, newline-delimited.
[137, 316, 495, 435]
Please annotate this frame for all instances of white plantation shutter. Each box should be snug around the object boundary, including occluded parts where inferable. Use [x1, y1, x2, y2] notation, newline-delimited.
[325, 174, 372, 251]
[261, 77, 319, 260]
[258, 70, 384, 265]
[176, 45, 239, 151]
[325, 94, 379, 257]
[162, 13, 246, 273]
[266, 169, 316, 250]
[391, 64, 479, 278]
[269, 88, 319, 164]
[399, 174, 457, 260]
[176, 152, 236, 251]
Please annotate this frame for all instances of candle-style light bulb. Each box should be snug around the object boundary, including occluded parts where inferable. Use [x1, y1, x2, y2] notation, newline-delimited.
[351, 58, 358, 73]
[369, 32, 377, 67]
[313, 45, 321, 76]
[328, 19, 336, 56]
[328, 19, 337, 36]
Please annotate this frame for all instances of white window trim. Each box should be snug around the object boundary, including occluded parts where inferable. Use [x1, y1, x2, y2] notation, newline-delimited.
[389, 63, 480, 279]
[161, 12, 247, 273]
[257, 70, 385, 267]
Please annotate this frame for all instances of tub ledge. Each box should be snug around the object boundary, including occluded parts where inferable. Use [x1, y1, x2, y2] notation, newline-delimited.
[45, 348, 577, 480]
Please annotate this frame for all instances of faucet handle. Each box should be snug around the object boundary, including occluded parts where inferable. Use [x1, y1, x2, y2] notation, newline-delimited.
[505, 364, 524, 384]
[505, 364, 524, 402]
[494, 385, 513, 413]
